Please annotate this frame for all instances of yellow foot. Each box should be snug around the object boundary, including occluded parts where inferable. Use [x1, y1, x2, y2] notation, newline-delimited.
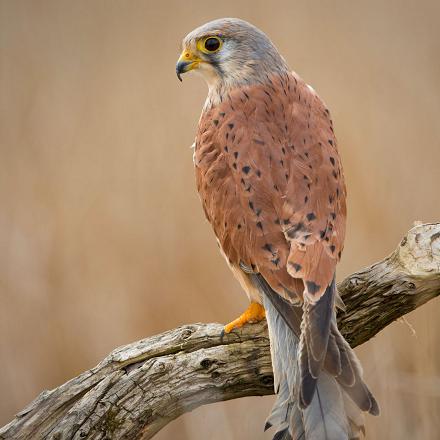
[223, 302, 266, 334]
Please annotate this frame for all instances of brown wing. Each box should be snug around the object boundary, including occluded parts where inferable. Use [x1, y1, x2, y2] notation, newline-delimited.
[194, 71, 346, 302]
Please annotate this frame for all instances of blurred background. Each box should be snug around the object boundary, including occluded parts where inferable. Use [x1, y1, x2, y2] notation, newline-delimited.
[1, 0, 439, 438]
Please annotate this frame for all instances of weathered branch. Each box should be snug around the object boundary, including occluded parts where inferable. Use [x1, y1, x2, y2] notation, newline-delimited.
[1, 223, 439, 440]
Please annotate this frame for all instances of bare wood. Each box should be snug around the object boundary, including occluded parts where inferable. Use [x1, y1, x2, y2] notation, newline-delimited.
[1, 223, 439, 440]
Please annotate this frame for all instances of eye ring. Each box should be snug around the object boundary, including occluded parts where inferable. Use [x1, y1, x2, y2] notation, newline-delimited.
[201, 36, 222, 53]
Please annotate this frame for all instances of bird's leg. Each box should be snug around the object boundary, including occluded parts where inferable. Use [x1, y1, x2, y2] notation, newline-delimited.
[223, 302, 266, 334]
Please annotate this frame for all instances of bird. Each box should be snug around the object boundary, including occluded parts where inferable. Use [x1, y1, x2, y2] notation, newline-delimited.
[176, 18, 379, 440]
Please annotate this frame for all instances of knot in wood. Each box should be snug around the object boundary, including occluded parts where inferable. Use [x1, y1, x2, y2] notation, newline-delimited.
[200, 358, 213, 369]
[349, 277, 361, 288]
[155, 362, 167, 373]
[260, 375, 274, 386]
[180, 327, 194, 340]
[211, 371, 221, 380]
[405, 281, 416, 292]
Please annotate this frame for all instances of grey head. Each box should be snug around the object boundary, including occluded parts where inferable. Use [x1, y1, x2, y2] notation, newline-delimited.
[176, 18, 289, 90]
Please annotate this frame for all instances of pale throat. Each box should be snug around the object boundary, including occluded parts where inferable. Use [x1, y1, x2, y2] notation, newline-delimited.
[199, 53, 289, 111]
[201, 71, 231, 111]
[201, 67, 260, 110]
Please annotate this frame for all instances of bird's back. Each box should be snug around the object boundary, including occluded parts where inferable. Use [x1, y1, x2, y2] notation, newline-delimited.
[194, 70, 346, 302]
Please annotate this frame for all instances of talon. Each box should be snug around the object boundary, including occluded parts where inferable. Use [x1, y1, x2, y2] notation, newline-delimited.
[220, 328, 226, 342]
[223, 302, 266, 334]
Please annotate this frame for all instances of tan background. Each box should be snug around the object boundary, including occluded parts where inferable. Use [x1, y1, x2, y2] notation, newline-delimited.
[1, 1, 439, 438]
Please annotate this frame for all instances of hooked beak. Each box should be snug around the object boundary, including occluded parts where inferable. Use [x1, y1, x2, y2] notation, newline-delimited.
[176, 50, 201, 81]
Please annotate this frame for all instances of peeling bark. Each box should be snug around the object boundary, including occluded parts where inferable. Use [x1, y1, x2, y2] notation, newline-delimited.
[1, 223, 439, 440]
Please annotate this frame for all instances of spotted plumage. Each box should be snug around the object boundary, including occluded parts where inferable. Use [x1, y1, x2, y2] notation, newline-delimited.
[177, 18, 378, 440]
[195, 70, 345, 302]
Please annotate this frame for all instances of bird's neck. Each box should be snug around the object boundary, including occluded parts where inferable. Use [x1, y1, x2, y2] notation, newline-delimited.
[204, 64, 289, 111]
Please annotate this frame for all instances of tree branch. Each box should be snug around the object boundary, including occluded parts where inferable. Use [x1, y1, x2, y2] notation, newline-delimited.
[1, 223, 439, 440]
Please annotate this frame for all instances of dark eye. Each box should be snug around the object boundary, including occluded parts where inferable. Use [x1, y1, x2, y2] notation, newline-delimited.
[204, 37, 221, 52]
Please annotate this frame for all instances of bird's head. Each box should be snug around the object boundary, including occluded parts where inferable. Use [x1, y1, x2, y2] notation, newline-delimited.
[176, 18, 289, 91]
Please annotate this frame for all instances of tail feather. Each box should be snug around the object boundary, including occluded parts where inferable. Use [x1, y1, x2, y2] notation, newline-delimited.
[324, 332, 342, 376]
[333, 334, 356, 387]
[302, 374, 348, 440]
[299, 280, 335, 406]
[304, 287, 333, 362]
[331, 322, 379, 415]
[255, 273, 379, 440]
[288, 404, 305, 440]
[265, 380, 296, 439]
[264, 381, 290, 432]
[343, 393, 366, 439]
[341, 379, 380, 416]
[273, 428, 293, 440]
[298, 341, 318, 407]
[263, 291, 350, 440]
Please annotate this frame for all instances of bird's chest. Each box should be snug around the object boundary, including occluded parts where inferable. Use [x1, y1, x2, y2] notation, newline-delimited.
[193, 127, 231, 230]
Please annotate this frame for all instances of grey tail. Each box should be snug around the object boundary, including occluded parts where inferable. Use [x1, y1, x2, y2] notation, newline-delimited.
[251, 274, 379, 440]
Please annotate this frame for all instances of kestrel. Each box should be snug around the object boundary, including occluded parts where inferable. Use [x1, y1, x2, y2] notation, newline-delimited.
[177, 18, 379, 440]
